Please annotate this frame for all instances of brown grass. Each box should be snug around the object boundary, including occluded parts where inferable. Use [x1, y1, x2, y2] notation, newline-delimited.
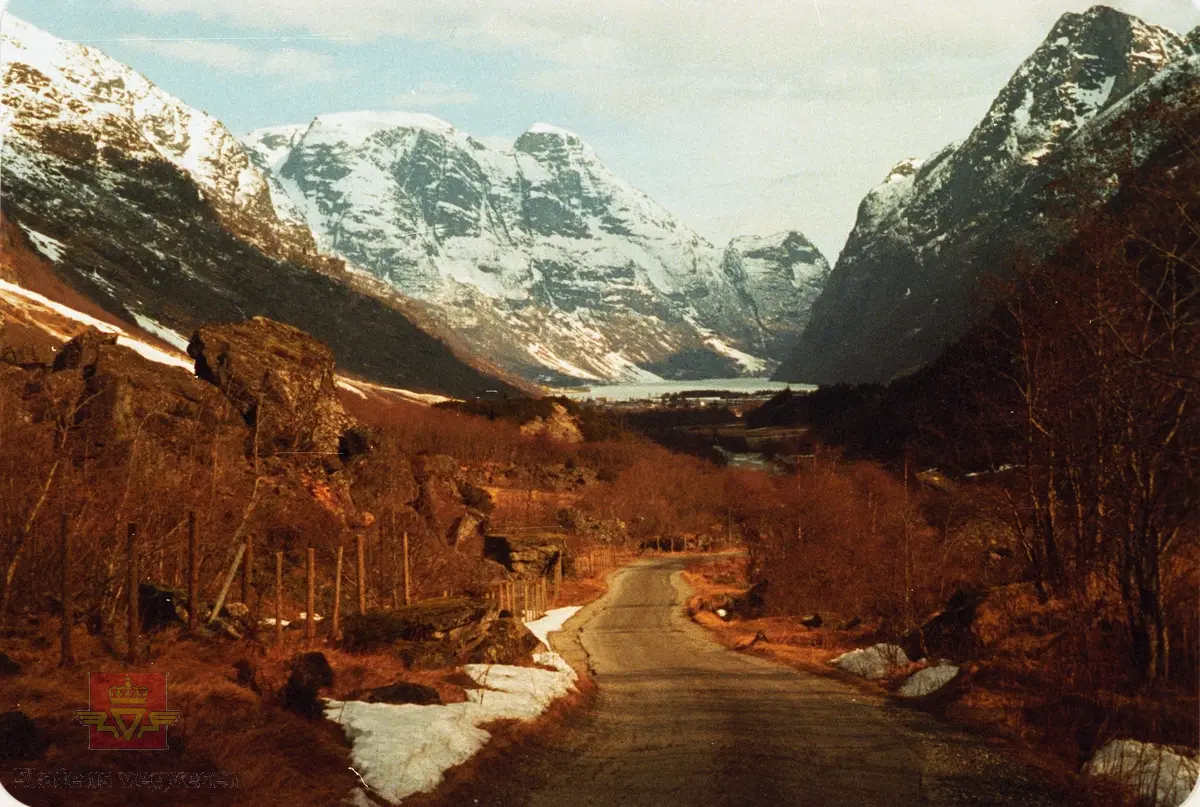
[0, 617, 488, 807]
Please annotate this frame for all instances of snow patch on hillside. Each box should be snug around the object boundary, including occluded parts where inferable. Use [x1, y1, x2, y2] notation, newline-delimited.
[0, 278, 193, 370]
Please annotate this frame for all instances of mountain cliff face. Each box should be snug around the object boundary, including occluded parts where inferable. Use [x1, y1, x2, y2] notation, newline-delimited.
[722, 232, 829, 357]
[775, 6, 1196, 385]
[246, 116, 827, 384]
[0, 15, 520, 397]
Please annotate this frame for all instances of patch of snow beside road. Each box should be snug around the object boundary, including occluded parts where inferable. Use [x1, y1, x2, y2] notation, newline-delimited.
[325, 606, 583, 803]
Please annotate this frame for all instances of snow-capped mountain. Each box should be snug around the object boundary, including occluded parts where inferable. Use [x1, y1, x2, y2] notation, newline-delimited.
[775, 6, 1197, 385]
[245, 115, 827, 384]
[0, 15, 520, 397]
[722, 232, 829, 357]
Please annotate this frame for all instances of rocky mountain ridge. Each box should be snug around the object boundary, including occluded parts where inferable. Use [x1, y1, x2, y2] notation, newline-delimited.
[245, 114, 828, 384]
[0, 14, 521, 398]
[775, 5, 1198, 385]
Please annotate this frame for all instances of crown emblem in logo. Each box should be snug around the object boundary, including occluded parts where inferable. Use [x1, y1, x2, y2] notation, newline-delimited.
[108, 675, 149, 706]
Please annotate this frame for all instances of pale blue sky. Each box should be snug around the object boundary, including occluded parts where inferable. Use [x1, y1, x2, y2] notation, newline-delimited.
[6, 0, 1199, 260]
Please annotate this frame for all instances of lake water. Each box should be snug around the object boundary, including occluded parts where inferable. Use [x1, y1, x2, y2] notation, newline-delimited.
[560, 378, 814, 402]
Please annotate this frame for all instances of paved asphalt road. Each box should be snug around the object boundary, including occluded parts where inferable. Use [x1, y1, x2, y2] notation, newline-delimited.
[449, 556, 1068, 807]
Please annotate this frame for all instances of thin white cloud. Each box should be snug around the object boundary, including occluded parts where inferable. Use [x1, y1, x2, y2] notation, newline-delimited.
[123, 36, 350, 84]
[393, 81, 477, 108]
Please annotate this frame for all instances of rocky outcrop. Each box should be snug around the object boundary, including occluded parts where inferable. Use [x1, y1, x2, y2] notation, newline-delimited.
[484, 535, 567, 578]
[189, 318, 351, 455]
[23, 327, 238, 451]
[776, 7, 1196, 385]
[341, 598, 538, 668]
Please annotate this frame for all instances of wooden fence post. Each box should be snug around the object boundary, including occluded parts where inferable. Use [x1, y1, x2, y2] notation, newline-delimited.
[59, 514, 74, 668]
[274, 551, 283, 644]
[378, 521, 386, 608]
[402, 532, 411, 606]
[305, 548, 316, 646]
[356, 533, 367, 615]
[126, 523, 139, 664]
[187, 512, 199, 636]
[331, 545, 344, 639]
[554, 554, 562, 604]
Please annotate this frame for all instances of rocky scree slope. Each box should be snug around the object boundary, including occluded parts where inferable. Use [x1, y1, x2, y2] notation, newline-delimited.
[0, 15, 519, 398]
[246, 116, 829, 384]
[776, 6, 1197, 385]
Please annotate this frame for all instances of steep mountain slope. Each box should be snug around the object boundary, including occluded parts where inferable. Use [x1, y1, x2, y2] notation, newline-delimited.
[246, 116, 827, 384]
[775, 6, 1195, 385]
[0, 15, 520, 398]
[722, 232, 829, 357]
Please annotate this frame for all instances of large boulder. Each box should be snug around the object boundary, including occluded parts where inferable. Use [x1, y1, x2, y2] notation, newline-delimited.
[484, 535, 566, 578]
[467, 618, 541, 665]
[52, 328, 117, 372]
[42, 328, 237, 448]
[341, 598, 500, 652]
[281, 652, 335, 719]
[188, 317, 353, 454]
[341, 599, 537, 669]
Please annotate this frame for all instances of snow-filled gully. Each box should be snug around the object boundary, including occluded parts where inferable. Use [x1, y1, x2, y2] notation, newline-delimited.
[325, 606, 582, 805]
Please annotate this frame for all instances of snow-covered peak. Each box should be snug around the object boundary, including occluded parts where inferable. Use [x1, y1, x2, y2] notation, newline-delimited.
[2, 13, 317, 258]
[300, 110, 458, 148]
[961, 5, 1184, 171]
[243, 124, 306, 172]
[524, 122, 582, 140]
[884, 158, 924, 183]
